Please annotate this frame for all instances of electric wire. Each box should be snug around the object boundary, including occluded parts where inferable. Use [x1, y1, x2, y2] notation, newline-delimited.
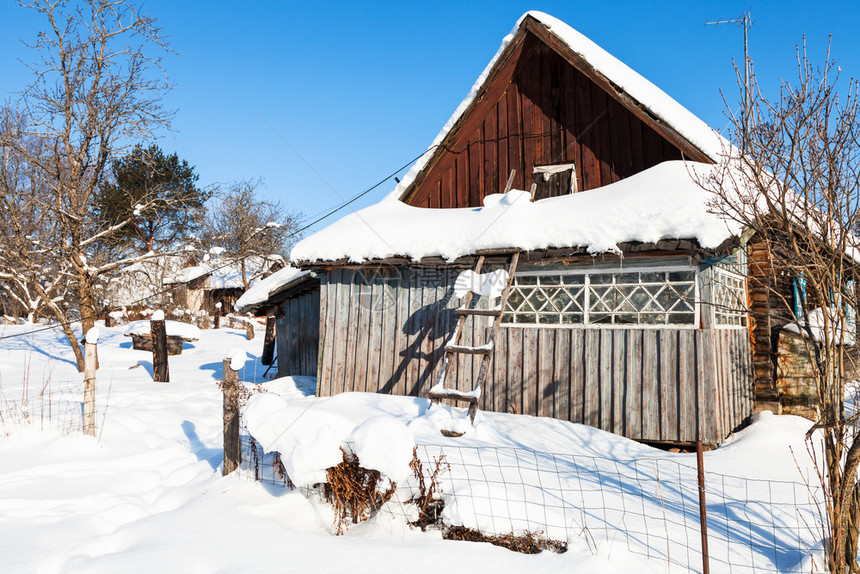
[0, 148, 431, 342]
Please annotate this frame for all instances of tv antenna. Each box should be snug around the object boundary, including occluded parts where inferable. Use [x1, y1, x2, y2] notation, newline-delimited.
[706, 9, 753, 148]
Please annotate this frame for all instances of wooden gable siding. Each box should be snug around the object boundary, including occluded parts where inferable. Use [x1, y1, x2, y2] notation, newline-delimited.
[405, 30, 688, 208]
[275, 290, 320, 378]
[316, 267, 754, 444]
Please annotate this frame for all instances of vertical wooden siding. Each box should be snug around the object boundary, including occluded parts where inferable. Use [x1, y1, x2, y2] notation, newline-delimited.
[317, 270, 754, 444]
[407, 33, 684, 208]
[275, 290, 320, 378]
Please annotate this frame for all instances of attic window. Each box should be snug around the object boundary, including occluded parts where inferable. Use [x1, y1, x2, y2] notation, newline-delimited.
[532, 163, 577, 201]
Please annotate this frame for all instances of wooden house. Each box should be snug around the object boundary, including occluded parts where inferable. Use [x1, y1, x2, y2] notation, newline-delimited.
[167, 257, 284, 316]
[262, 12, 794, 446]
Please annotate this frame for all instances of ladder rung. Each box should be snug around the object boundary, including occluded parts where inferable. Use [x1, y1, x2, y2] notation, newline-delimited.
[455, 308, 503, 317]
[445, 343, 493, 355]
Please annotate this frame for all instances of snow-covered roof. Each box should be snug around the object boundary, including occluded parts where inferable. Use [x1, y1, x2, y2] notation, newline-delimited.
[291, 161, 740, 264]
[233, 266, 313, 314]
[289, 12, 737, 266]
[385, 10, 727, 204]
[167, 256, 284, 290]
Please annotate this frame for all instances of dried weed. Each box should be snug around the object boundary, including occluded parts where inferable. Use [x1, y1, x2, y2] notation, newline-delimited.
[443, 526, 568, 554]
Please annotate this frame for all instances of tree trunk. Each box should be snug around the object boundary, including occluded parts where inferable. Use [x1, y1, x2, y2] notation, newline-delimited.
[61, 318, 86, 372]
[77, 273, 97, 336]
[845, 483, 860, 573]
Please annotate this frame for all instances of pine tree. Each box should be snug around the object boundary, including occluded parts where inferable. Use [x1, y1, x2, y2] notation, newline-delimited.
[96, 144, 210, 255]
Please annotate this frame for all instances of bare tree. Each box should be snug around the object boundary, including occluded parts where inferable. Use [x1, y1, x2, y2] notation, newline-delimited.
[0, 0, 173, 370]
[201, 179, 301, 289]
[701, 41, 860, 572]
[0, 108, 71, 324]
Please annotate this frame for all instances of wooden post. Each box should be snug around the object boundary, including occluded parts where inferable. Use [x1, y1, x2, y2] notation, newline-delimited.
[151, 316, 170, 383]
[245, 318, 255, 340]
[261, 316, 276, 365]
[222, 358, 240, 475]
[214, 303, 221, 329]
[83, 338, 97, 436]
[696, 440, 711, 574]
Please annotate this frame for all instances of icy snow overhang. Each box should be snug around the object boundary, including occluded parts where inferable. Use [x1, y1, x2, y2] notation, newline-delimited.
[291, 161, 741, 265]
[385, 10, 729, 205]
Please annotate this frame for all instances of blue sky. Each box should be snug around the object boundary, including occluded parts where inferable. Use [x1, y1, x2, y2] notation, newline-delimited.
[2, 1, 858, 236]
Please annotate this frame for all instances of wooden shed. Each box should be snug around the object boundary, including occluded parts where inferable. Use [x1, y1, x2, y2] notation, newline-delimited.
[234, 267, 321, 378]
[279, 12, 773, 446]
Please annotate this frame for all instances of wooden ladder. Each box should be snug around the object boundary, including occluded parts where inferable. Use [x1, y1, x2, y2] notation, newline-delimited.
[428, 251, 520, 432]
[429, 172, 530, 434]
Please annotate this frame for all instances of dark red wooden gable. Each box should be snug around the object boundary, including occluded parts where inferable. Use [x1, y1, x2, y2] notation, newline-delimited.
[402, 17, 712, 209]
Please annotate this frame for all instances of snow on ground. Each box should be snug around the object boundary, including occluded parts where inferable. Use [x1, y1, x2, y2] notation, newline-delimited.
[0, 322, 824, 573]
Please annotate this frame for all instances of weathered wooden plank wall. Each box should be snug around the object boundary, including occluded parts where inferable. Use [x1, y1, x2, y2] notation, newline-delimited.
[406, 33, 685, 208]
[275, 290, 320, 378]
[317, 269, 754, 444]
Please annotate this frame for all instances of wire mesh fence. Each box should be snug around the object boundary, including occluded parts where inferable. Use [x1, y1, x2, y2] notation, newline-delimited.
[240, 430, 292, 486]
[238, 409, 825, 574]
[399, 444, 821, 574]
[0, 378, 86, 436]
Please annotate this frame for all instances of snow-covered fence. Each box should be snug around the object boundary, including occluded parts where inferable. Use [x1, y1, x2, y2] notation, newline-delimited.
[392, 445, 821, 574]
[0, 378, 87, 436]
[237, 422, 823, 573]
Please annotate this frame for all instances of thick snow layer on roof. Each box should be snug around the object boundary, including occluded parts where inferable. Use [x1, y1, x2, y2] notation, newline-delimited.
[291, 161, 740, 264]
[383, 11, 727, 204]
[123, 320, 201, 340]
[233, 266, 311, 313]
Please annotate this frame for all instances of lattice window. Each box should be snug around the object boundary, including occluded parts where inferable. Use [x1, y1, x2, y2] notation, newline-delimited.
[503, 274, 586, 325]
[502, 268, 698, 327]
[712, 269, 748, 327]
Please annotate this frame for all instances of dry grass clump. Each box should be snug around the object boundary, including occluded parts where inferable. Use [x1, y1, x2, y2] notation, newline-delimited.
[408, 447, 448, 531]
[272, 452, 294, 488]
[324, 448, 396, 535]
[443, 526, 568, 554]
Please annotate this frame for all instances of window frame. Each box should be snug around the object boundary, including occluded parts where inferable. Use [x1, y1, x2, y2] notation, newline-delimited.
[501, 264, 702, 329]
[710, 266, 749, 329]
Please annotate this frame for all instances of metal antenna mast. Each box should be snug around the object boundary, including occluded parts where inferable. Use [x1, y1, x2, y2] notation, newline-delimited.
[706, 9, 753, 149]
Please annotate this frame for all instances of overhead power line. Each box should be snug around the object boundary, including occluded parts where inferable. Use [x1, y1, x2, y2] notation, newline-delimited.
[0, 148, 429, 342]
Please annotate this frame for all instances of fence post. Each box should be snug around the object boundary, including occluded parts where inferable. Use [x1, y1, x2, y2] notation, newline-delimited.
[151, 311, 170, 383]
[214, 302, 222, 329]
[245, 316, 255, 340]
[696, 440, 711, 574]
[83, 328, 98, 436]
[222, 357, 240, 475]
[261, 316, 276, 365]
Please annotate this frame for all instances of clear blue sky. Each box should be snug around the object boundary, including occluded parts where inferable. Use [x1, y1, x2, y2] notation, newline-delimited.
[2, 1, 858, 236]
